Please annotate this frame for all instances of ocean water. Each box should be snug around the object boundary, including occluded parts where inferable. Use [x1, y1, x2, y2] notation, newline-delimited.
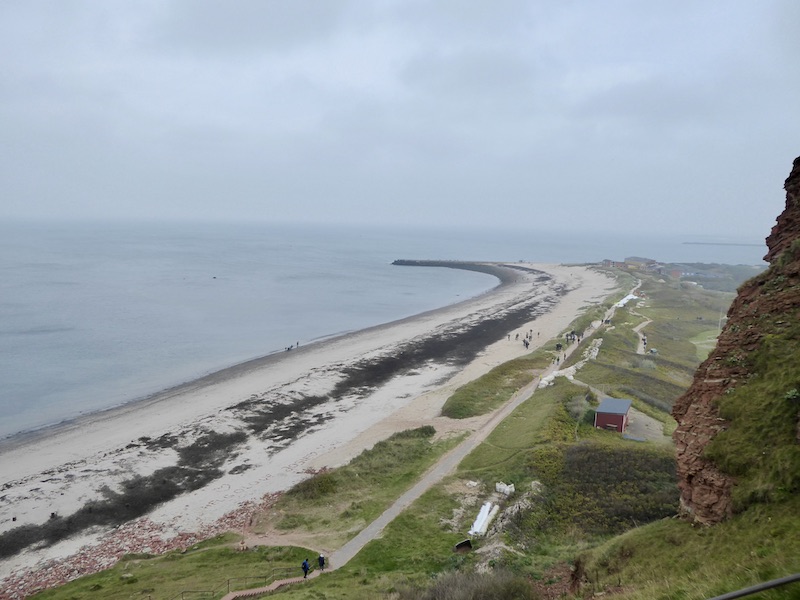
[0, 220, 767, 439]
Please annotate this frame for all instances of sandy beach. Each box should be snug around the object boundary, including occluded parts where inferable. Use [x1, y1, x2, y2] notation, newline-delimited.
[0, 262, 616, 598]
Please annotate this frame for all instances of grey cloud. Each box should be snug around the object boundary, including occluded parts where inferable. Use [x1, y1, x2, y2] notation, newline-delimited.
[0, 0, 797, 237]
[401, 50, 540, 102]
[149, 0, 352, 54]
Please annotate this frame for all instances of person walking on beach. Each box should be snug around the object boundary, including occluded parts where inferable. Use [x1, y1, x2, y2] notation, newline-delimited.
[318, 554, 326, 571]
[302, 558, 310, 578]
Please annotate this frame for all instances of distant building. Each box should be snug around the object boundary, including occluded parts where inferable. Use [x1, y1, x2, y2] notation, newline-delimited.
[594, 398, 633, 433]
[624, 256, 657, 271]
[601, 259, 625, 268]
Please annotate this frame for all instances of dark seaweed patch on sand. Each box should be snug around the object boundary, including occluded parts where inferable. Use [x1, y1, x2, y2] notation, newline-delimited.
[1, 263, 567, 558]
[331, 285, 566, 397]
[0, 430, 246, 559]
[231, 394, 332, 439]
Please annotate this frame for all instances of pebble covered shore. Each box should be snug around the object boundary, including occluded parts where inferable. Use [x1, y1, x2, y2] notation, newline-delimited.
[1, 493, 280, 600]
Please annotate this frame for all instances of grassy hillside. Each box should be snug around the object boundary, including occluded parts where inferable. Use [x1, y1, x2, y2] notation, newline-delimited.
[579, 264, 800, 599]
[578, 496, 800, 599]
[28, 536, 307, 600]
[703, 271, 800, 511]
[32, 265, 799, 600]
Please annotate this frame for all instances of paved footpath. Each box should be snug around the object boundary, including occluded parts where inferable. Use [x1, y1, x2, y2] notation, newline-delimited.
[221, 284, 637, 597]
[328, 372, 546, 570]
[326, 283, 636, 569]
[220, 368, 556, 599]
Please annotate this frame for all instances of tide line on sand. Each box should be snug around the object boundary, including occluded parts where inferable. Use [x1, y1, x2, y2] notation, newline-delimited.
[0, 262, 616, 596]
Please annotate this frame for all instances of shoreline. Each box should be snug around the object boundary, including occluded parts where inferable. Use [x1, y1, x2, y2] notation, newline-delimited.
[0, 262, 513, 451]
[0, 261, 618, 597]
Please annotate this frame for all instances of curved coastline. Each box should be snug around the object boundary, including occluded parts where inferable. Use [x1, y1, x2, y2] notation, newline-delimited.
[0, 261, 619, 596]
[0, 261, 515, 452]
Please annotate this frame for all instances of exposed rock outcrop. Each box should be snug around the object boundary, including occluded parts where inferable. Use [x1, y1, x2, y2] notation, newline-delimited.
[672, 157, 800, 524]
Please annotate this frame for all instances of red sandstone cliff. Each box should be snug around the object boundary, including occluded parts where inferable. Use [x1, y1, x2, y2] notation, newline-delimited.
[672, 156, 800, 524]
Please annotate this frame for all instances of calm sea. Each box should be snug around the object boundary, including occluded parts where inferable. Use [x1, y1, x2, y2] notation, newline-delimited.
[0, 220, 766, 439]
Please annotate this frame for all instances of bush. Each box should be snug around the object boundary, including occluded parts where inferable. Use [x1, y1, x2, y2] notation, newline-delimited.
[396, 569, 538, 599]
[286, 471, 338, 501]
[393, 425, 436, 439]
[512, 442, 678, 542]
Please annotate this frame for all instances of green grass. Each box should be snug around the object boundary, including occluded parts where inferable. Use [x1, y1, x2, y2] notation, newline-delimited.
[39, 266, 785, 600]
[265, 377, 647, 598]
[527, 441, 677, 535]
[689, 328, 721, 360]
[579, 495, 800, 599]
[441, 353, 550, 419]
[30, 536, 309, 600]
[635, 279, 732, 371]
[29, 428, 460, 600]
[264, 382, 589, 598]
[453, 377, 678, 576]
[455, 380, 577, 483]
[255, 427, 463, 550]
[264, 485, 474, 599]
[704, 329, 800, 510]
[572, 281, 730, 414]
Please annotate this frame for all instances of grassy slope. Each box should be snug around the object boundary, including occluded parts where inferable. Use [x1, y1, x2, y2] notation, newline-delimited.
[704, 306, 800, 510]
[29, 428, 460, 600]
[441, 353, 551, 419]
[577, 278, 732, 417]
[265, 270, 691, 598]
[253, 426, 464, 551]
[29, 535, 308, 600]
[35, 266, 797, 600]
[579, 267, 800, 599]
[579, 496, 800, 600]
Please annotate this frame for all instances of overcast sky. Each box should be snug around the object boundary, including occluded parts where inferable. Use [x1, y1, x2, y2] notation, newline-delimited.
[1, 1, 798, 237]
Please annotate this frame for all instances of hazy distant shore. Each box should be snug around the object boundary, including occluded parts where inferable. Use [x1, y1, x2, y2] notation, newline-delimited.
[0, 261, 617, 598]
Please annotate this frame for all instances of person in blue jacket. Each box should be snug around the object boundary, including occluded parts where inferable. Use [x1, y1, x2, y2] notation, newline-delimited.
[302, 558, 310, 578]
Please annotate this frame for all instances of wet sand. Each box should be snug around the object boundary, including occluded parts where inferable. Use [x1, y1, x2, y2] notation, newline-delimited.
[0, 262, 617, 598]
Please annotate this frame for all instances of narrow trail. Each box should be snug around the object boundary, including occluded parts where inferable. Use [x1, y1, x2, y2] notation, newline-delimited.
[633, 318, 652, 354]
[221, 284, 640, 599]
[221, 370, 552, 599]
[221, 359, 580, 598]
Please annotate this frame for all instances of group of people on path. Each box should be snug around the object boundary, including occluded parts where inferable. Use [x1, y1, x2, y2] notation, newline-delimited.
[509, 329, 539, 349]
[301, 554, 326, 578]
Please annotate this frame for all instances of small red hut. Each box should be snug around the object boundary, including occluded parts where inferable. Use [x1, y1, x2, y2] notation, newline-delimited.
[594, 398, 632, 433]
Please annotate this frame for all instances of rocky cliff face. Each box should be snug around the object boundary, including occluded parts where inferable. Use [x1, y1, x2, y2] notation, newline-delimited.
[672, 157, 800, 524]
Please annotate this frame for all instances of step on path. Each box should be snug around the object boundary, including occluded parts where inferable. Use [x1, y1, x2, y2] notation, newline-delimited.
[220, 570, 319, 599]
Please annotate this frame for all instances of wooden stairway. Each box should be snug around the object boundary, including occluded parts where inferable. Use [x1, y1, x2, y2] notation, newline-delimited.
[220, 570, 319, 599]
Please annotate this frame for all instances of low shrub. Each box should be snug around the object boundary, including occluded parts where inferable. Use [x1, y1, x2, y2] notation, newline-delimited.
[395, 568, 537, 599]
[513, 442, 678, 543]
[286, 471, 339, 501]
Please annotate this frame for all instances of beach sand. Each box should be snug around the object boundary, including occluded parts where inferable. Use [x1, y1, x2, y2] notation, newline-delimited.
[0, 262, 616, 598]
